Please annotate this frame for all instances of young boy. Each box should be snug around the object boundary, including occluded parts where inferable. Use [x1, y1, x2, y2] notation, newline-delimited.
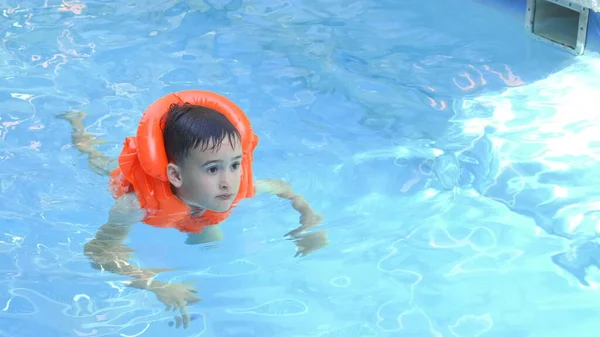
[59, 90, 328, 328]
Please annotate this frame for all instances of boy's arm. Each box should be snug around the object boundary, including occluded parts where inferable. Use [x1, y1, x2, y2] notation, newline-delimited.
[254, 179, 323, 235]
[83, 192, 172, 289]
[84, 193, 201, 328]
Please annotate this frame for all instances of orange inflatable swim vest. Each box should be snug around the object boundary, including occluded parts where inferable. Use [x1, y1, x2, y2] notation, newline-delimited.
[108, 90, 259, 234]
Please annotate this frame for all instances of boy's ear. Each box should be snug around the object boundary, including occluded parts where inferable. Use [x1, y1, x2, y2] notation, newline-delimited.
[166, 163, 183, 188]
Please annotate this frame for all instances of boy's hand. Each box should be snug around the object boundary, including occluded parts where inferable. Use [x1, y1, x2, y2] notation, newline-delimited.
[289, 230, 329, 257]
[148, 281, 202, 329]
[284, 211, 328, 257]
[255, 179, 328, 257]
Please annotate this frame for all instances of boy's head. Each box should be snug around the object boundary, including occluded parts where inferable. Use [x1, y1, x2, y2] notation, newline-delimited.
[162, 103, 242, 212]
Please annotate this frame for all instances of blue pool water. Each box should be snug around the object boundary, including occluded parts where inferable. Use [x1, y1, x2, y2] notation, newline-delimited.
[2, 0, 600, 336]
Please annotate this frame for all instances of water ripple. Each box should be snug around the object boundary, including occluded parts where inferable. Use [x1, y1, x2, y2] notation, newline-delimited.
[1, 0, 597, 336]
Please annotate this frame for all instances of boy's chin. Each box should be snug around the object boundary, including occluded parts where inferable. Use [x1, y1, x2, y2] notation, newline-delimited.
[207, 202, 233, 213]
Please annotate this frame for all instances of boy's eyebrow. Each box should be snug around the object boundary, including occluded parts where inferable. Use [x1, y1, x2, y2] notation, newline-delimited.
[201, 155, 243, 167]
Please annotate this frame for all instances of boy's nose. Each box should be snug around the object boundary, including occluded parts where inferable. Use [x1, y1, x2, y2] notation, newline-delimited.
[220, 173, 230, 189]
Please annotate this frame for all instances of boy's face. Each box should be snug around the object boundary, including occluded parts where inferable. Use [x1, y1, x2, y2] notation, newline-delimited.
[167, 137, 243, 212]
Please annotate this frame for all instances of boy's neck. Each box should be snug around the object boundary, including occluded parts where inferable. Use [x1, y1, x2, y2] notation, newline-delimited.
[188, 206, 206, 218]
[170, 184, 206, 216]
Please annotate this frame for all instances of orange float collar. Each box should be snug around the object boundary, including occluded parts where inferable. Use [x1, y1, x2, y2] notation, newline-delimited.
[108, 90, 259, 233]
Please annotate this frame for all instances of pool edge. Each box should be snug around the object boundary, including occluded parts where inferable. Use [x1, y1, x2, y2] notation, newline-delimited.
[474, 0, 600, 54]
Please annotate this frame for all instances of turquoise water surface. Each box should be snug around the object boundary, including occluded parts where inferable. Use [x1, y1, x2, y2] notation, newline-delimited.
[1, 0, 600, 336]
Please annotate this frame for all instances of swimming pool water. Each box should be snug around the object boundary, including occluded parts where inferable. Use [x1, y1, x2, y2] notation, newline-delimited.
[1, 0, 600, 336]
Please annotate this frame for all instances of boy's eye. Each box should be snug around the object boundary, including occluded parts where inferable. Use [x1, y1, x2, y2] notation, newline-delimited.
[207, 167, 218, 173]
[232, 162, 240, 170]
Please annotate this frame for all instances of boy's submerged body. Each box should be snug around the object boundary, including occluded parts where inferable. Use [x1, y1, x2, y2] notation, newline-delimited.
[60, 91, 328, 328]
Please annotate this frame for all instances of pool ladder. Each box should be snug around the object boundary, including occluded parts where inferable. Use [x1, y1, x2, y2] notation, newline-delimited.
[526, 0, 598, 54]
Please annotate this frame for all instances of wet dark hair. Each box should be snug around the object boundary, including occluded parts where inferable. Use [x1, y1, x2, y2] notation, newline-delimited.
[161, 103, 241, 165]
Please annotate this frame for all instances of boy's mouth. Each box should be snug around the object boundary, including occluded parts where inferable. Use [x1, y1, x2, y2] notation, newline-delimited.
[216, 194, 233, 200]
